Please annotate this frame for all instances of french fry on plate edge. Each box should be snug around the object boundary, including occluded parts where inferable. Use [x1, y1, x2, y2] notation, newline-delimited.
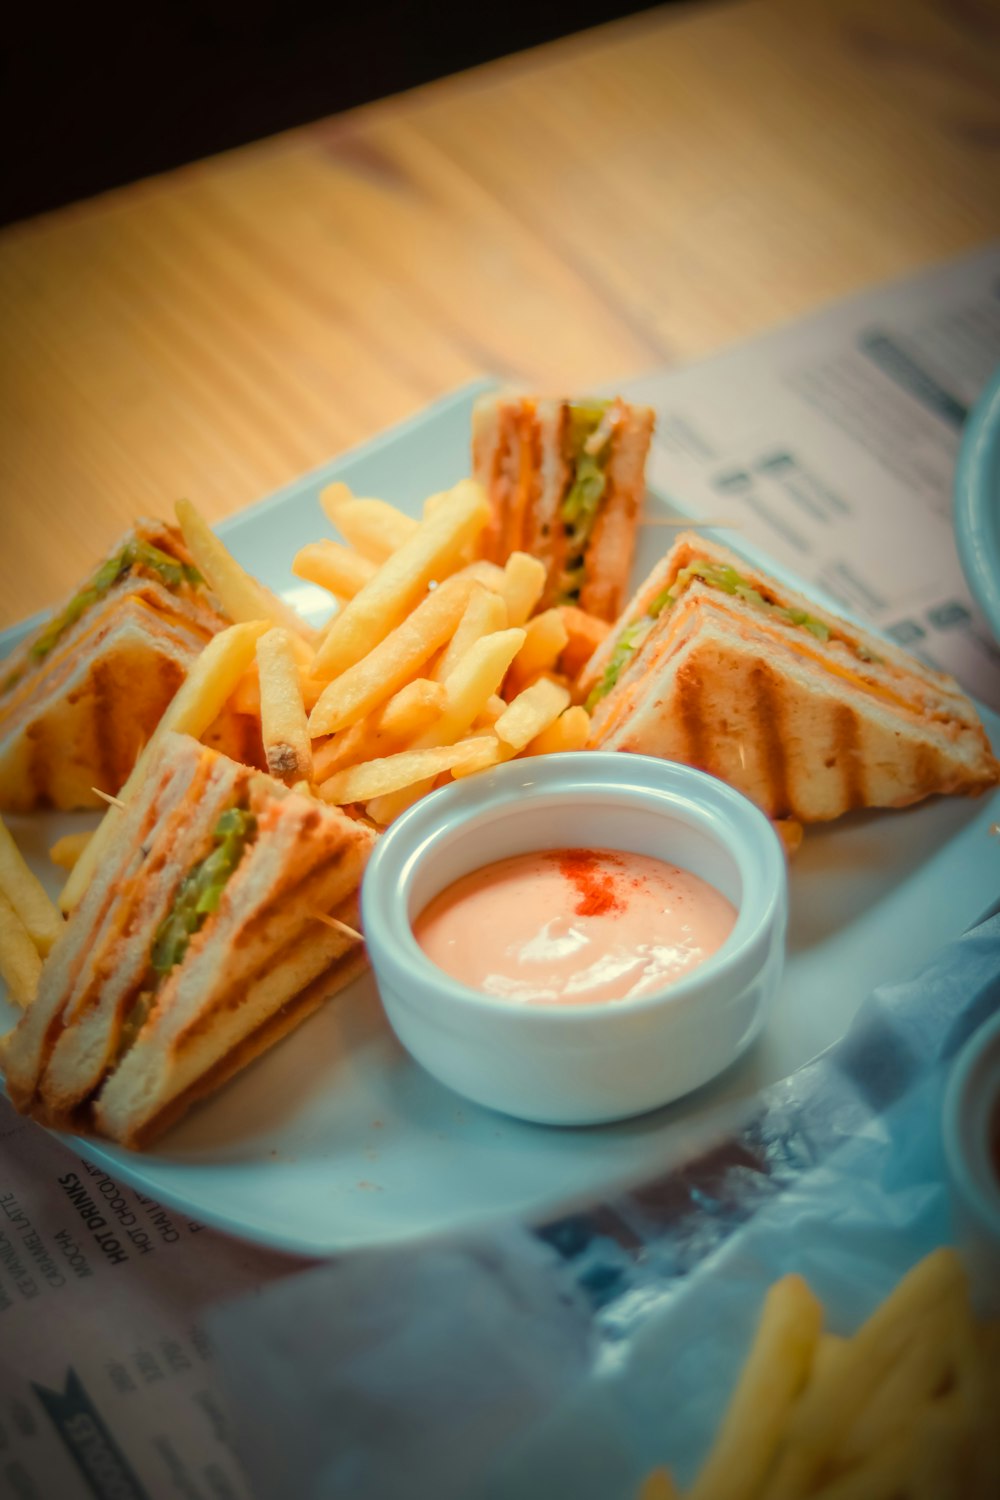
[0, 815, 63, 955]
[319, 486, 419, 562]
[48, 832, 94, 873]
[0, 892, 44, 1008]
[175, 498, 317, 646]
[293, 539, 378, 601]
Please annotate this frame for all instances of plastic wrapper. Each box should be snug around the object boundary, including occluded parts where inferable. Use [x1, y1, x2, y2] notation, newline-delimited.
[210, 911, 1000, 1500]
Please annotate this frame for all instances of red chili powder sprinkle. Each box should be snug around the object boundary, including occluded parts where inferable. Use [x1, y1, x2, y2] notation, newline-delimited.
[548, 848, 625, 918]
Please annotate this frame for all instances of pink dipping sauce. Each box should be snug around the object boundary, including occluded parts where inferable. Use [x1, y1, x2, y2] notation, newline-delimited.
[413, 847, 737, 1006]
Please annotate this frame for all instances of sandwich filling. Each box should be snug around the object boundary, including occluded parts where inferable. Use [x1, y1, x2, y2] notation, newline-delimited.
[586, 559, 861, 710]
[556, 401, 616, 605]
[1, 537, 205, 702]
[118, 804, 257, 1057]
[29, 539, 203, 670]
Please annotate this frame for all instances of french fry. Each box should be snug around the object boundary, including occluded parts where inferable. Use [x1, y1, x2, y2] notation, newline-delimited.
[521, 704, 591, 757]
[907, 1391, 975, 1500]
[0, 816, 63, 956]
[320, 488, 419, 562]
[428, 631, 527, 745]
[175, 498, 317, 645]
[311, 481, 490, 680]
[505, 608, 569, 697]
[763, 1249, 966, 1500]
[318, 737, 500, 806]
[558, 603, 612, 680]
[0, 892, 44, 1007]
[375, 678, 450, 741]
[803, 1433, 911, 1499]
[367, 628, 525, 823]
[230, 665, 261, 718]
[309, 574, 478, 736]
[452, 558, 508, 592]
[774, 819, 804, 859]
[811, 1333, 847, 1383]
[60, 620, 269, 913]
[311, 679, 449, 782]
[293, 539, 377, 600]
[257, 628, 313, 784]
[688, 1275, 823, 1500]
[654, 1254, 998, 1500]
[432, 586, 508, 682]
[494, 678, 571, 752]
[837, 1297, 959, 1467]
[297, 673, 329, 713]
[446, 734, 506, 778]
[474, 694, 507, 729]
[49, 832, 94, 873]
[422, 488, 480, 565]
[498, 551, 547, 627]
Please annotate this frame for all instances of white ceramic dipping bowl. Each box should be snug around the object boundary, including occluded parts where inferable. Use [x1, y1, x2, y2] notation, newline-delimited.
[942, 1006, 1000, 1309]
[361, 752, 788, 1125]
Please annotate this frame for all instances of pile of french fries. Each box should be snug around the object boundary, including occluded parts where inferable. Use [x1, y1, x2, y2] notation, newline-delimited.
[187, 478, 599, 821]
[640, 1248, 1000, 1499]
[45, 478, 608, 915]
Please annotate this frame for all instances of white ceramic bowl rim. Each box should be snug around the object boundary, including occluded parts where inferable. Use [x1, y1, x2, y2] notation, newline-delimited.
[943, 1003, 1000, 1237]
[954, 360, 1000, 645]
[361, 752, 786, 1021]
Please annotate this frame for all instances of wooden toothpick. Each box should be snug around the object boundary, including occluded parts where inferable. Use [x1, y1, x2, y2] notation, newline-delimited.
[309, 911, 364, 942]
[91, 788, 127, 811]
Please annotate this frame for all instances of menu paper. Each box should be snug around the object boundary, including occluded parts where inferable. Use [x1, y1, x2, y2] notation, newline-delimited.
[0, 1101, 296, 1500]
[621, 243, 1000, 711]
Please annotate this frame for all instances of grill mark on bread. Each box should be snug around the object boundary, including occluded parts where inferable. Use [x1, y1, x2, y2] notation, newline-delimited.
[912, 741, 945, 800]
[27, 719, 53, 807]
[223, 840, 354, 958]
[90, 658, 119, 795]
[751, 663, 790, 819]
[833, 704, 865, 811]
[675, 660, 709, 770]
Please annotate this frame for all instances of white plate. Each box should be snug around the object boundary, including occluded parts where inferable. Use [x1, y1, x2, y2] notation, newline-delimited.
[3, 379, 1000, 1256]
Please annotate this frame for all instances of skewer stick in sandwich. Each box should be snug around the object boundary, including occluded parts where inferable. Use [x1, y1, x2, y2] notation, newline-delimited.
[472, 394, 655, 622]
[1, 732, 376, 1148]
[580, 531, 999, 824]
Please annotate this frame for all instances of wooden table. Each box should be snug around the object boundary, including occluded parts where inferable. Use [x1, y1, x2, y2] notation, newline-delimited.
[1, 0, 998, 629]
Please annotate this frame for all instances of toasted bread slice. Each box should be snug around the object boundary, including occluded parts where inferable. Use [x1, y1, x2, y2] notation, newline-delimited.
[584, 532, 998, 822]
